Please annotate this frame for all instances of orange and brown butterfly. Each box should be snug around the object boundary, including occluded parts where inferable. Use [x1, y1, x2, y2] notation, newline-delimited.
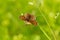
[19, 13, 37, 26]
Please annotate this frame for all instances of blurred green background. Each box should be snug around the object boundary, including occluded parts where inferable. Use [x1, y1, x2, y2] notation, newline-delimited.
[0, 0, 60, 40]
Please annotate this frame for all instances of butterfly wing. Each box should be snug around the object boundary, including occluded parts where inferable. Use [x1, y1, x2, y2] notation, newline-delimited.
[29, 20, 37, 26]
[19, 16, 26, 21]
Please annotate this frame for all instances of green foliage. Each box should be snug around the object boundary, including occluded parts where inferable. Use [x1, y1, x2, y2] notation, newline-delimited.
[0, 0, 60, 40]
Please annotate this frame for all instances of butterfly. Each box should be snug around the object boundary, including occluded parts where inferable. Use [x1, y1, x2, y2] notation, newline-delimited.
[19, 13, 37, 26]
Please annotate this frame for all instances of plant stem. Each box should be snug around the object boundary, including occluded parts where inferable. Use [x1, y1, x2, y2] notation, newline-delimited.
[38, 24, 51, 40]
[39, 8, 56, 40]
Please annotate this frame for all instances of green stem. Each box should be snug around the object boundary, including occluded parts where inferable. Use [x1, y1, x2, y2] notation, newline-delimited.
[38, 24, 51, 40]
[39, 8, 56, 40]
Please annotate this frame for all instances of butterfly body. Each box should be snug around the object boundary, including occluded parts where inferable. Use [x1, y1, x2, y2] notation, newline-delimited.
[19, 13, 37, 26]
